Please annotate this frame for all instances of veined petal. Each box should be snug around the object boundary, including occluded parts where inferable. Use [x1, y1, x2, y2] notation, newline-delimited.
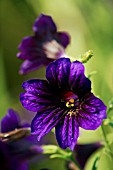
[46, 58, 71, 88]
[78, 93, 107, 130]
[55, 114, 79, 150]
[33, 14, 57, 35]
[1, 109, 20, 133]
[70, 61, 85, 80]
[20, 92, 47, 112]
[56, 32, 70, 48]
[69, 61, 91, 97]
[22, 79, 50, 94]
[31, 107, 65, 140]
[21, 79, 61, 112]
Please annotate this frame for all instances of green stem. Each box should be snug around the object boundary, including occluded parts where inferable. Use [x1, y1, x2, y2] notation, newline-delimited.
[58, 148, 82, 170]
[79, 50, 93, 63]
[101, 123, 111, 152]
[69, 155, 82, 170]
[107, 107, 113, 116]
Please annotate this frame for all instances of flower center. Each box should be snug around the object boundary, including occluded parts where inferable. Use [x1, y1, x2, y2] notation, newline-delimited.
[43, 40, 65, 59]
[63, 92, 79, 109]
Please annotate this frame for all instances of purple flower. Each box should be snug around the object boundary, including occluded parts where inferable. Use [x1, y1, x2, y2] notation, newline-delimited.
[17, 14, 70, 74]
[1, 109, 27, 133]
[0, 140, 28, 170]
[0, 109, 43, 170]
[74, 143, 102, 169]
[20, 58, 107, 150]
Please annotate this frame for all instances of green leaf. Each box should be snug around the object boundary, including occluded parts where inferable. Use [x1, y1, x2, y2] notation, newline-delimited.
[104, 125, 113, 144]
[98, 149, 113, 170]
[85, 148, 103, 170]
[42, 145, 58, 154]
[50, 154, 67, 159]
[92, 157, 99, 170]
[86, 148, 113, 170]
[42, 144, 72, 158]
[108, 122, 113, 128]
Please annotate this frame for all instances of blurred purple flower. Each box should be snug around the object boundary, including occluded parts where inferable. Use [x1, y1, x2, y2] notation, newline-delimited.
[20, 58, 107, 150]
[0, 140, 28, 170]
[1, 109, 29, 133]
[0, 109, 43, 170]
[17, 14, 70, 74]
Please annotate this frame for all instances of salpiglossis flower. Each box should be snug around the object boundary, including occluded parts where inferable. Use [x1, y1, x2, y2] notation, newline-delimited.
[17, 14, 70, 74]
[20, 58, 107, 150]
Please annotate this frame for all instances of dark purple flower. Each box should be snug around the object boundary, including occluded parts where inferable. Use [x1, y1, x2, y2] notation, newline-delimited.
[20, 58, 107, 150]
[0, 109, 43, 170]
[74, 143, 102, 169]
[1, 108, 24, 133]
[0, 140, 28, 170]
[17, 14, 70, 74]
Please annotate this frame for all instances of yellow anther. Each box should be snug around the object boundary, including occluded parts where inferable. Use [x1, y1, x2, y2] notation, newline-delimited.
[66, 101, 70, 108]
[66, 98, 75, 108]
[69, 98, 74, 103]
[67, 109, 77, 117]
[66, 102, 74, 108]
[68, 111, 73, 116]
[71, 103, 74, 107]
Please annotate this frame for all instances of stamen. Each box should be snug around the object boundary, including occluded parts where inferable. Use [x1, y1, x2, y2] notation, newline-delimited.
[67, 108, 79, 117]
[66, 98, 75, 108]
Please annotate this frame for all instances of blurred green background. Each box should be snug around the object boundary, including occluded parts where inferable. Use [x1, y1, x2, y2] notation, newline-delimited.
[1, 0, 113, 169]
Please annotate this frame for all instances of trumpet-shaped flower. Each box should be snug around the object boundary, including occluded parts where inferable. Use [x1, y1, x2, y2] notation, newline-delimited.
[17, 14, 70, 74]
[20, 58, 107, 150]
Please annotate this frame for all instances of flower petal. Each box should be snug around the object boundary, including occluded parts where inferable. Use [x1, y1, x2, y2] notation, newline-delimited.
[78, 93, 107, 130]
[69, 61, 91, 97]
[20, 79, 61, 111]
[1, 109, 20, 133]
[55, 114, 79, 150]
[31, 107, 65, 140]
[17, 36, 45, 60]
[56, 32, 70, 48]
[33, 14, 57, 36]
[17, 14, 70, 74]
[46, 58, 71, 88]
[20, 92, 47, 112]
[19, 59, 43, 74]
[22, 79, 50, 94]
